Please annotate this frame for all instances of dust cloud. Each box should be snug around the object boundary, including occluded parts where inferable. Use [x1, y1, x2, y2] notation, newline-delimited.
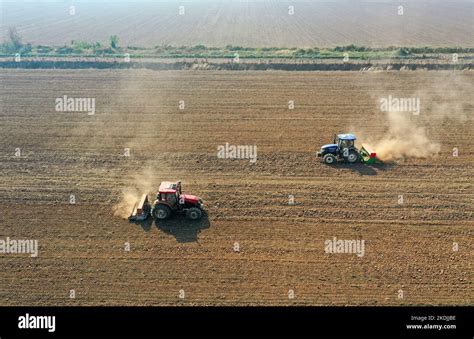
[356, 72, 471, 161]
[112, 167, 157, 219]
[362, 110, 441, 161]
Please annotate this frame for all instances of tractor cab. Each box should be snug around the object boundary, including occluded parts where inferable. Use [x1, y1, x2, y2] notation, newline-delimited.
[158, 181, 182, 194]
[334, 134, 356, 151]
[157, 181, 182, 207]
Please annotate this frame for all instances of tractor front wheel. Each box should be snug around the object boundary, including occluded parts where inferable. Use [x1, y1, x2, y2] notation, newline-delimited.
[323, 154, 336, 165]
[153, 204, 171, 220]
[186, 207, 202, 220]
[347, 151, 359, 163]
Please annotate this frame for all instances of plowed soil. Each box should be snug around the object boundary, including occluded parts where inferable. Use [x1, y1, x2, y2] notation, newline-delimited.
[0, 69, 472, 305]
[2, 0, 473, 47]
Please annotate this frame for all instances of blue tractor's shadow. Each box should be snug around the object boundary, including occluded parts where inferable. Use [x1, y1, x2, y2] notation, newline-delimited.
[339, 163, 377, 175]
[336, 162, 394, 175]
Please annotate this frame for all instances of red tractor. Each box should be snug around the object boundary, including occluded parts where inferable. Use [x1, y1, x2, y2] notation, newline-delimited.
[129, 181, 204, 221]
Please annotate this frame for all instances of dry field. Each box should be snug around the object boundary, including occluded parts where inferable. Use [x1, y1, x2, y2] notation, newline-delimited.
[0, 69, 472, 306]
[1, 0, 473, 48]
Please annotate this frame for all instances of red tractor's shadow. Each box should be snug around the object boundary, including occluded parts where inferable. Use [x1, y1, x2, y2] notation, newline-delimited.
[133, 218, 154, 232]
[153, 212, 211, 243]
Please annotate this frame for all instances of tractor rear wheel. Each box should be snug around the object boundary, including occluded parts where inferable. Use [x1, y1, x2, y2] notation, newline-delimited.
[186, 207, 202, 220]
[323, 154, 336, 165]
[347, 151, 359, 163]
[153, 204, 171, 220]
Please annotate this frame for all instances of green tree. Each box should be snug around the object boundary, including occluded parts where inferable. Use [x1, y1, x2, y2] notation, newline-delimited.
[8, 27, 23, 52]
[0, 27, 23, 53]
[398, 48, 410, 57]
[110, 35, 119, 49]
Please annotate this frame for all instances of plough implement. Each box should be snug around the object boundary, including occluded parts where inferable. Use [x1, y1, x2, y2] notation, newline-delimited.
[359, 145, 378, 165]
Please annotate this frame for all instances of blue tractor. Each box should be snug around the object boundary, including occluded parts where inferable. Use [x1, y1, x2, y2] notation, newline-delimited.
[317, 133, 376, 165]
